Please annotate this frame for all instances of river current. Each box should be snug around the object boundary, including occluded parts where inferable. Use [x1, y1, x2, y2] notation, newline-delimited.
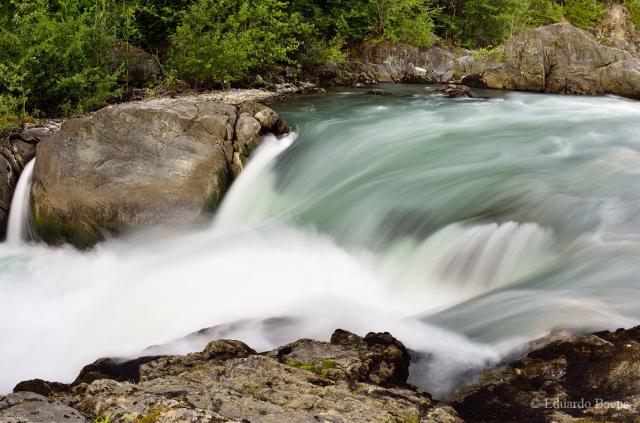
[1, 85, 639, 396]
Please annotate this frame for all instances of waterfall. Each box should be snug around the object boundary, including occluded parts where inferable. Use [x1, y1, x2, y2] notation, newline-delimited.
[6, 159, 36, 244]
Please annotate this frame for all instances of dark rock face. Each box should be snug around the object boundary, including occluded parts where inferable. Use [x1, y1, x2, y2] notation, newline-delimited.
[31, 98, 289, 248]
[453, 326, 640, 423]
[72, 356, 165, 385]
[106, 43, 162, 87]
[13, 379, 68, 397]
[0, 392, 86, 423]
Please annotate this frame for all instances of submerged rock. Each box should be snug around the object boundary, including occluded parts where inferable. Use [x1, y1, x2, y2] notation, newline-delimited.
[31, 97, 289, 248]
[439, 84, 474, 98]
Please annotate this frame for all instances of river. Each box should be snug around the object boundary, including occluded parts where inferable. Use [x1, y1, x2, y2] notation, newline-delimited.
[1, 84, 639, 396]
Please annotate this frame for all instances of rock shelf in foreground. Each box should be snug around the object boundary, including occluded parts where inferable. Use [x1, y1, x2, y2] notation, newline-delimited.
[3, 326, 640, 422]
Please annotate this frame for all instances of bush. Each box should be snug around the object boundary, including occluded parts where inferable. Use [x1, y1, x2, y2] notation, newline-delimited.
[626, 0, 640, 28]
[373, 0, 437, 48]
[526, 0, 564, 27]
[0, 95, 24, 136]
[169, 0, 309, 88]
[461, 0, 530, 47]
[563, 0, 606, 30]
[0, 0, 122, 116]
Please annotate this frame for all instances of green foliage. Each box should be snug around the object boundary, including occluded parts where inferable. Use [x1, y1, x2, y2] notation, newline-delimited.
[526, 0, 563, 27]
[370, 0, 437, 47]
[471, 47, 507, 62]
[0, 0, 122, 116]
[563, 0, 606, 30]
[625, 0, 640, 28]
[168, 0, 308, 87]
[461, 0, 530, 47]
[92, 416, 110, 423]
[0, 95, 24, 136]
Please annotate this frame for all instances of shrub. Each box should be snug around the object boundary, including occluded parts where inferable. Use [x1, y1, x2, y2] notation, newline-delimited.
[168, 0, 309, 88]
[0, 0, 122, 116]
[563, 0, 606, 30]
[626, 0, 640, 28]
[371, 0, 438, 48]
[526, 0, 564, 27]
[0, 95, 24, 136]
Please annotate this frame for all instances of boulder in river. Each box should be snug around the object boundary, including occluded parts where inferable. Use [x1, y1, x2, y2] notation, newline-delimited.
[439, 84, 474, 98]
[31, 97, 288, 248]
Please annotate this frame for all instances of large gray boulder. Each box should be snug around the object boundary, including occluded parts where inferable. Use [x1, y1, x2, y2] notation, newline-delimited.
[31, 97, 288, 248]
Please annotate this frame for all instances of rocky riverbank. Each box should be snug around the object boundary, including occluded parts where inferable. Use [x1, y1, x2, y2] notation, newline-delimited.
[319, 7, 640, 99]
[2, 326, 639, 422]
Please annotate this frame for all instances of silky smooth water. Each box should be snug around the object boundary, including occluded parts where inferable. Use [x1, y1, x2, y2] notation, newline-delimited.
[1, 85, 640, 396]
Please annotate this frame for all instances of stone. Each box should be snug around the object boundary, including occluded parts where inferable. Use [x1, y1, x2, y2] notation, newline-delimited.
[0, 392, 86, 423]
[439, 84, 474, 98]
[254, 107, 279, 132]
[30, 97, 284, 248]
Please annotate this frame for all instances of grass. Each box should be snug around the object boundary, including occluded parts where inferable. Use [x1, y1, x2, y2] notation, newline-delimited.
[285, 358, 337, 379]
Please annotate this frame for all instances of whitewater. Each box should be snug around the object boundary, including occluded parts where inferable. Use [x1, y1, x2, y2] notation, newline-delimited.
[1, 85, 639, 397]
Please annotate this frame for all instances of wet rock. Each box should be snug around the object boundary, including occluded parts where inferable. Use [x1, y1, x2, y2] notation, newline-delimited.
[254, 107, 279, 131]
[13, 379, 68, 397]
[73, 356, 165, 385]
[366, 89, 393, 96]
[439, 84, 474, 98]
[453, 326, 640, 422]
[0, 392, 86, 423]
[275, 329, 411, 388]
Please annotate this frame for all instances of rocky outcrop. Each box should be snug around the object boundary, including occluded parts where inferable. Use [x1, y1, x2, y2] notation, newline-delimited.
[31, 97, 289, 248]
[455, 22, 640, 98]
[597, 3, 640, 58]
[6, 326, 640, 422]
[8, 330, 461, 423]
[0, 122, 59, 240]
[453, 326, 640, 422]
[318, 43, 457, 85]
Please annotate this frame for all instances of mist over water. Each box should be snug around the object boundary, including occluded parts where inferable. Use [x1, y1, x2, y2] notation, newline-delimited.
[1, 85, 640, 397]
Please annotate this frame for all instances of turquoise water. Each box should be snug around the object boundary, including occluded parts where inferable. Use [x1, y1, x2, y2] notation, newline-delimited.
[1, 84, 640, 396]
